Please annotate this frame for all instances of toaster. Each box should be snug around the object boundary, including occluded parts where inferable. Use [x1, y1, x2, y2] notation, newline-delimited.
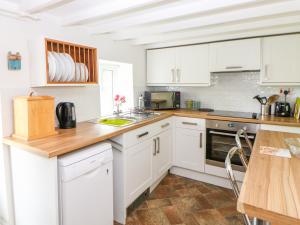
[275, 102, 291, 117]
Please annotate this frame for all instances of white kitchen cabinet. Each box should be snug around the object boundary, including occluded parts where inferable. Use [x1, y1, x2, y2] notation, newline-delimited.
[152, 128, 172, 183]
[174, 128, 205, 172]
[209, 38, 261, 72]
[176, 45, 210, 85]
[125, 139, 153, 206]
[147, 44, 210, 86]
[147, 48, 176, 84]
[260, 34, 300, 85]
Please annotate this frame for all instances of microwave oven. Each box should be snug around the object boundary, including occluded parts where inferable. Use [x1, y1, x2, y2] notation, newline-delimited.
[144, 91, 180, 110]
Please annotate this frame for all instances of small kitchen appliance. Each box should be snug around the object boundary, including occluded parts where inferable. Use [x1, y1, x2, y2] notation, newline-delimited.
[275, 102, 291, 117]
[144, 91, 180, 110]
[56, 102, 76, 129]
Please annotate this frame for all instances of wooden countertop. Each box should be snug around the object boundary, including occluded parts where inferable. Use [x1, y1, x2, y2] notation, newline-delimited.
[170, 109, 300, 127]
[2, 109, 300, 158]
[237, 130, 300, 225]
[2, 113, 172, 158]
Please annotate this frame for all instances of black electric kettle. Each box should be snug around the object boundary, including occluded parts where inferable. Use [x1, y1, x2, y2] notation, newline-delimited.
[56, 102, 76, 129]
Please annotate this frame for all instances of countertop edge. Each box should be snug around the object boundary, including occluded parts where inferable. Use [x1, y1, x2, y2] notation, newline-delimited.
[2, 111, 300, 158]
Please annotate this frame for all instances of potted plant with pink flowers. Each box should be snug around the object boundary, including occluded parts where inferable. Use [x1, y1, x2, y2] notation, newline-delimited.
[114, 94, 126, 115]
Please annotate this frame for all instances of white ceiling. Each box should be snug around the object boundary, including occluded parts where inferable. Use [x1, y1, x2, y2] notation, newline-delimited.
[1, 0, 300, 48]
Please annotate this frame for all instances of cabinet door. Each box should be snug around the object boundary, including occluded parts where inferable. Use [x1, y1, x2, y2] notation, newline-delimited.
[261, 34, 300, 85]
[152, 129, 172, 182]
[209, 38, 261, 72]
[147, 48, 176, 85]
[177, 45, 210, 85]
[174, 128, 205, 172]
[125, 139, 152, 206]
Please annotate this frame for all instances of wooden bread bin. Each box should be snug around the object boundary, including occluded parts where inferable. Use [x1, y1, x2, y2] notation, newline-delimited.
[13, 96, 58, 141]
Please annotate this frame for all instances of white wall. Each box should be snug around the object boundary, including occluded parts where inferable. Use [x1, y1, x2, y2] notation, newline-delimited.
[0, 14, 146, 225]
[150, 72, 300, 113]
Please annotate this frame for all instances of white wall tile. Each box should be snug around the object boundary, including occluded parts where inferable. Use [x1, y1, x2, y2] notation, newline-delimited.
[150, 72, 300, 113]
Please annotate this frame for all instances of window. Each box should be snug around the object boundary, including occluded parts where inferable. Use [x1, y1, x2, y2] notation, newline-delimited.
[99, 60, 134, 116]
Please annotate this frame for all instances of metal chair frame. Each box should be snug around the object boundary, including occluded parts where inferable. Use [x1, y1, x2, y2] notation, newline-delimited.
[225, 146, 254, 225]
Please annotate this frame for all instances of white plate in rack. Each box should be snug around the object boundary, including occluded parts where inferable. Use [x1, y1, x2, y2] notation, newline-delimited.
[64, 53, 75, 81]
[58, 53, 67, 82]
[48, 52, 56, 82]
[52, 52, 62, 81]
[61, 53, 71, 82]
[75, 63, 89, 82]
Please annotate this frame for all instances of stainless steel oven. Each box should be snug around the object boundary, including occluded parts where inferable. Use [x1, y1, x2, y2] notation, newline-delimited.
[206, 120, 259, 172]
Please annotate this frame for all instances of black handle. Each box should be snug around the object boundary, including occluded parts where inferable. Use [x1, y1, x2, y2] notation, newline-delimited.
[137, 131, 149, 138]
[56, 102, 64, 125]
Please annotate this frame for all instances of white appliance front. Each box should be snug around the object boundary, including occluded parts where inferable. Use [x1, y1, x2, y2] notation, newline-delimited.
[58, 143, 113, 225]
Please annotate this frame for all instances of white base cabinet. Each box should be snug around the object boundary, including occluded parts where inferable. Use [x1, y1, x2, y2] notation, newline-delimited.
[261, 34, 300, 85]
[152, 128, 172, 183]
[174, 117, 205, 172]
[125, 139, 153, 206]
[111, 118, 172, 224]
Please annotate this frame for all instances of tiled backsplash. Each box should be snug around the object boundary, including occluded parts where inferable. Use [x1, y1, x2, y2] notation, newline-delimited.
[149, 72, 300, 113]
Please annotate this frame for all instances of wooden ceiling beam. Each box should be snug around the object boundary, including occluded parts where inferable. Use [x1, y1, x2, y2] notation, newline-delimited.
[133, 14, 300, 45]
[23, 0, 75, 14]
[0, 0, 38, 20]
[62, 0, 171, 26]
[112, 0, 300, 41]
[145, 24, 300, 48]
[87, 0, 264, 34]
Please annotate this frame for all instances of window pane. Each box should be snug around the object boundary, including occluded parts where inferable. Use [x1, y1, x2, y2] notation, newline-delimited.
[100, 69, 114, 116]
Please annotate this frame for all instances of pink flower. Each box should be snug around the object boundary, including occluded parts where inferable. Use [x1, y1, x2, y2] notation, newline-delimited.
[114, 94, 120, 101]
[120, 96, 126, 103]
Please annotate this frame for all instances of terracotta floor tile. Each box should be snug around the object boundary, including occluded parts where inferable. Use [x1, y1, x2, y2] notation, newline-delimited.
[192, 209, 229, 225]
[115, 174, 243, 225]
[136, 208, 171, 225]
[147, 199, 172, 209]
[204, 191, 236, 209]
[162, 206, 183, 224]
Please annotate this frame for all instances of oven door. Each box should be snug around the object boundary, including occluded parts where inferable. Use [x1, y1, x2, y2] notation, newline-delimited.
[206, 128, 255, 172]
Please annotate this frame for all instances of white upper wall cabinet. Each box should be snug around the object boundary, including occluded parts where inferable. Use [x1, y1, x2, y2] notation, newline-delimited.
[147, 45, 210, 86]
[260, 34, 300, 85]
[147, 48, 176, 84]
[176, 45, 210, 85]
[209, 38, 261, 72]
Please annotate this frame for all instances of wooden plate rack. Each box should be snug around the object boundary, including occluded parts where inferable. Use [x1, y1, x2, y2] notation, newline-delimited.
[45, 38, 98, 85]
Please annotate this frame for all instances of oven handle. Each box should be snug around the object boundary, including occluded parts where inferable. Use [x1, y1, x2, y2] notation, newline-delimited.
[209, 130, 255, 139]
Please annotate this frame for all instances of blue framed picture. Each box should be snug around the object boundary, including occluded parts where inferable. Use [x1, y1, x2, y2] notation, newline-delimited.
[8, 52, 21, 70]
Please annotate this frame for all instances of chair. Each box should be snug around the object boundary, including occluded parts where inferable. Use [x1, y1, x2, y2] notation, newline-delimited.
[225, 146, 258, 225]
[235, 129, 254, 168]
[235, 128, 253, 151]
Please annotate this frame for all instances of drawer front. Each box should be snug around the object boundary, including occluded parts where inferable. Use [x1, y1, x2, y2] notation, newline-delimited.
[152, 118, 173, 134]
[123, 124, 155, 148]
[175, 117, 205, 130]
[123, 118, 173, 148]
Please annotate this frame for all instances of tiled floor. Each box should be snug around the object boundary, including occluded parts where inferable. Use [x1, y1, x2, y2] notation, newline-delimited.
[115, 174, 244, 225]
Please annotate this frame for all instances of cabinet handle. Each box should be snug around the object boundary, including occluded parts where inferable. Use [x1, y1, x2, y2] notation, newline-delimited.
[161, 123, 170, 128]
[200, 133, 203, 148]
[153, 138, 157, 156]
[156, 137, 160, 154]
[182, 122, 197, 126]
[225, 66, 243, 69]
[176, 69, 180, 82]
[137, 131, 149, 138]
[171, 69, 175, 82]
[264, 64, 269, 81]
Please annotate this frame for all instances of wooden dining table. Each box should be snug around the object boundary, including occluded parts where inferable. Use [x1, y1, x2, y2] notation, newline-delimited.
[238, 130, 300, 225]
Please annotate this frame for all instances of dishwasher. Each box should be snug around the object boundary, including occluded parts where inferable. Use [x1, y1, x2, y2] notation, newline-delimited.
[58, 142, 113, 225]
